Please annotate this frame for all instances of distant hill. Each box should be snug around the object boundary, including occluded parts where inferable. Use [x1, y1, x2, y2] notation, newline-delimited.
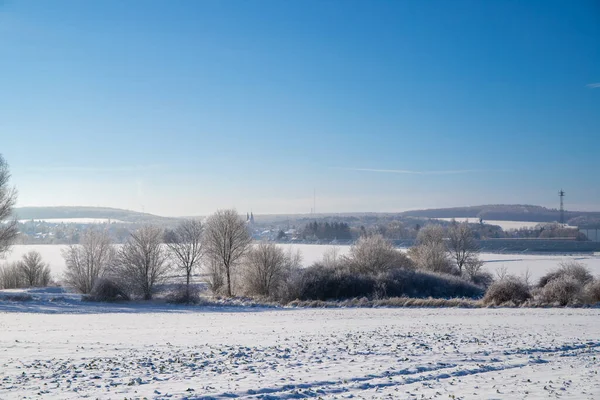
[400, 205, 600, 227]
[13, 206, 175, 223]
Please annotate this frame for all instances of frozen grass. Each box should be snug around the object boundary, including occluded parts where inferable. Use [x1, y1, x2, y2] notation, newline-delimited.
[287, 297, 480, 308]
[0, 306, 599, 399]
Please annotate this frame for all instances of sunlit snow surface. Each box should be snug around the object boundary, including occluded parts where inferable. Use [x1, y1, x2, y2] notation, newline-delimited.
[3, 244, 600, 282]
[0, 297, 598, 399]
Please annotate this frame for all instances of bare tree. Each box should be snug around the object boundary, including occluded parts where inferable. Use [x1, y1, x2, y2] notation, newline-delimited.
[243, 242, 300, 298]
[62, 228, 115, 294]
[495, 265, 509, 281]
[114, 225, 170, 300]
[205, 254, 225, 294]
[165, 219, 204, 299]
[322, 246, 341, 269]
[448, 221, 482, 274]
[0, 262, 26, 289]
[0, 155, 18, 257]
[343, 234, 413, 274]
[18, 251, 51, 287]
[204, 209, 252, 297]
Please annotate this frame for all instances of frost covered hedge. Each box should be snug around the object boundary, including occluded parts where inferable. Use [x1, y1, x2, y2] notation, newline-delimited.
[279, 265, 484, 302]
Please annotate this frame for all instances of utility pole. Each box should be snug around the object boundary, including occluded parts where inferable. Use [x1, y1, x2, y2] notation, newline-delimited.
[559, 189, 565, 225]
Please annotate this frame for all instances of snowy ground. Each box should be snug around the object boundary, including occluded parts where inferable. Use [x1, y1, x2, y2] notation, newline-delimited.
[3, 244, 600, 283]
[0, 300, 599, 399]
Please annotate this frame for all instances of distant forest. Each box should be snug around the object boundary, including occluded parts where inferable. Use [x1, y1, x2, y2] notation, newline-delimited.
[302, 221, 353, 240]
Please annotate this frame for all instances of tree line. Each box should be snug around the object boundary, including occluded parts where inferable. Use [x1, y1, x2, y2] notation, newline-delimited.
[301, 221, 352, 240]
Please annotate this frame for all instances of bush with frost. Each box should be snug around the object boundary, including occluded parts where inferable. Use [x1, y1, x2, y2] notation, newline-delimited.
[483, 276, 531, 306]
[538, 275, 584, 306]
[537, 261, 593, 288]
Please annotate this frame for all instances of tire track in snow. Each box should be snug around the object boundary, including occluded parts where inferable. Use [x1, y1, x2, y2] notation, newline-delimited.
[195, 341, 600, 399]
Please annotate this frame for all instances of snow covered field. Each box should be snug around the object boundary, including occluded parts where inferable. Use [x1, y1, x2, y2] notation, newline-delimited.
[0, 305, 599, 399]
[17, 218, 125, 224]
[431, 218, 578, 231]
[4, 244, 600, 283]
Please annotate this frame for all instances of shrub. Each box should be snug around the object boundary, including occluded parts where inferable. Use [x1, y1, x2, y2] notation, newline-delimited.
[0, 293, 33, 302]
[166, 284, 203, 304]
[279, 264, 484, 303]
[537, 261, 593, 288]
[483, 276, 531, 306]
[465, 270, 494, 288]
[278, 265, 374, 302]
[376, 269, 484, 299]
[583, 280, 600, 304]
[83, 278, 130, 302]
[538, 276, 584, 306]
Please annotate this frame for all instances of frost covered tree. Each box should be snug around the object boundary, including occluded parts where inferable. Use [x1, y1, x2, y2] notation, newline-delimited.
[415, 224, 445, 247]
[408, 224, 454, 274]
[204, 209, 252, 297]
[0, 155, 18, 257]
[18, 251, 51, 287]
[115, 225, 170, 300]
[62, 228, 115, 294]
[343, 234, 412, 274]
[448, 221, 483, 275]
[165, 219, 204, 298]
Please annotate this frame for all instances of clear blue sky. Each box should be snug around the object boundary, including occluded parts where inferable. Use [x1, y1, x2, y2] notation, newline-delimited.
[1, 0, 599, 216]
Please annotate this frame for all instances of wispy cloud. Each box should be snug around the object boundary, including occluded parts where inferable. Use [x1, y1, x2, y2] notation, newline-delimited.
[335, 167, 507, 175]
[26, 164, 167, 173]
[586, 83, 600, 89]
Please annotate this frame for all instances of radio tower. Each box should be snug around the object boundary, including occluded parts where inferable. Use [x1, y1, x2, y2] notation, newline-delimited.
[559, 189, 565, 224]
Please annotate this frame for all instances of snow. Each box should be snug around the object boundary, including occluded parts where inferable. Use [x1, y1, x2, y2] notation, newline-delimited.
[0, 295, 598, 399]
[3, 244, 600, 282]
[17, 218, 125, 224]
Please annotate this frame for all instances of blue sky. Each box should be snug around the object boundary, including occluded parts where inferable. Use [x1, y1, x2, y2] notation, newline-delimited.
[1, 0, 599, 216]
